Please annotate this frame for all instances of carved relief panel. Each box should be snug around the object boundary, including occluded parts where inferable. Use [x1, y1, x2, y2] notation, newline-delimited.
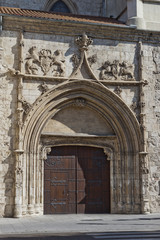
[25, 47, 66, 77]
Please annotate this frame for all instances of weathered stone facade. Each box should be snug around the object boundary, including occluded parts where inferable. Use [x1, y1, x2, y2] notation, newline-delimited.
[0, 1, 160, 217]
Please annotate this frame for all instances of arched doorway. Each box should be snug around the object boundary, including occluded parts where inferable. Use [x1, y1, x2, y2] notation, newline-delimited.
[14, 80, 142, 217]
[44, 146, 110, 214]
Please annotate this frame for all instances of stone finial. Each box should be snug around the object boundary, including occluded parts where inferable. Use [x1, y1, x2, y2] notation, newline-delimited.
[75, 33, 93, 51]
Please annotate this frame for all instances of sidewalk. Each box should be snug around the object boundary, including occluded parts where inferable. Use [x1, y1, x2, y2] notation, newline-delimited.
[0, 214, 160, 237]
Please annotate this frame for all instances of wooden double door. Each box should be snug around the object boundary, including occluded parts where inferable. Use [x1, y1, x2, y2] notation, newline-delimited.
[44, 146, 110, 214]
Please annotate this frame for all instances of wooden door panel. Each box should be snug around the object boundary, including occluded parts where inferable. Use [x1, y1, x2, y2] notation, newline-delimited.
[44, 146, 110, 214]
[77, 146, 110, 213]
[44, 155, 76, 214]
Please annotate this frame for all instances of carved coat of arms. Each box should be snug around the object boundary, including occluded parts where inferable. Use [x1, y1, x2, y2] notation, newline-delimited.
[25, 47, 66, 76]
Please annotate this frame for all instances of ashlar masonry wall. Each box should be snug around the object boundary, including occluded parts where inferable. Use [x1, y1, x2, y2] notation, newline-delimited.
[0, 31, 19, 217]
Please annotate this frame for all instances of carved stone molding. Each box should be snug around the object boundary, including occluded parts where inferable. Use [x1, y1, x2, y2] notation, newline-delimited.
[25, 47, 66, 77]
[41, 134, 117, 152]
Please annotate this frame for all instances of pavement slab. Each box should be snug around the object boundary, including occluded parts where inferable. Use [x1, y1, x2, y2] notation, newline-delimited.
[0, 214, 160, 238]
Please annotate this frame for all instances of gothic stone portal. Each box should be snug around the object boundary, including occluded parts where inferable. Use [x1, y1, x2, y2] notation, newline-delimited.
[44, 146, 110, 214]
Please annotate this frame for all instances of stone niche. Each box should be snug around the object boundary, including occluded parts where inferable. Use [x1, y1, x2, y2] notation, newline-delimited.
[42, 105, 114, 136]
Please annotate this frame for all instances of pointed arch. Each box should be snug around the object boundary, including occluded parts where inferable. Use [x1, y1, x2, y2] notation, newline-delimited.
[16, 80, 142, 216]
[44, 0, 78, 14]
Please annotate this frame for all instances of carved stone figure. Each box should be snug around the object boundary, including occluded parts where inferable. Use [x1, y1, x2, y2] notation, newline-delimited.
[119, 61, 134, 80]
[52, 50, 65, 77]
[25, 46, 40, 75]
[19, 97, 32, 115]
[153, 48, 160, 74]
[130, 101, 137, 112]
[100, 60, 135, 81]
[114, 86, 122, 97]
[38, 82, 49, 94]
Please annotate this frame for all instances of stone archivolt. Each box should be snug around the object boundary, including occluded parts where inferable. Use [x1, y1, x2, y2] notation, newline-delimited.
[17, 79, 141, 216]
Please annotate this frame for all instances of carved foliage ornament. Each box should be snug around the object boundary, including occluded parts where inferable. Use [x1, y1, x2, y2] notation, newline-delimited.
[25, 47, 65, 76]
